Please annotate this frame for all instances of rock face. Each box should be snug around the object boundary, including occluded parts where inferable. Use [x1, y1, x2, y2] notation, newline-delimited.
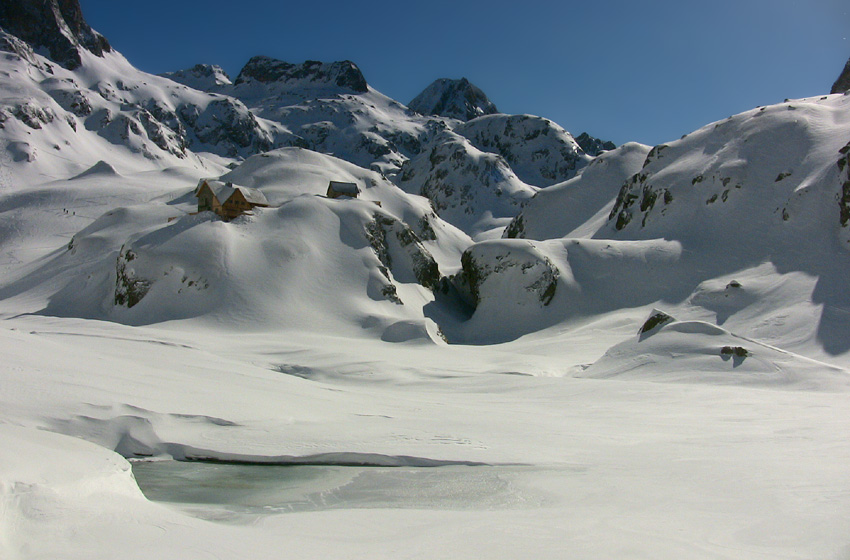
[234, 56, 368, 93]
[455, 114, 592, 187]
[397, 128, 537, 238]
[575, 132, 616, 156]
[0, 0, 111, 70]
[408, 78, 498, 121]
[831, 57, 850, 94]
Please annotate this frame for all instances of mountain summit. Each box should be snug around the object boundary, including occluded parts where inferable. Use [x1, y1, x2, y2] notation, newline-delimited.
[408, 78, 499, 121]
[0, 0, 111, 70]
[234, 56, 368, 93]
[832, 56, 850, 94]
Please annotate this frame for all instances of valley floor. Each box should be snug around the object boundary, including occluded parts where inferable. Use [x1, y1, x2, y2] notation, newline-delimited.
[2, 313, 849, 559]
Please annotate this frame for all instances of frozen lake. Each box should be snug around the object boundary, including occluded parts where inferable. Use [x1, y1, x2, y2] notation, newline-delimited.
[131, 460, 545, 519]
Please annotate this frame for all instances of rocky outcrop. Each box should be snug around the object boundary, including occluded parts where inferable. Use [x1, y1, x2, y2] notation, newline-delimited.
[453, 243, 559, 309]
[187, 98, 273, 156]
[575, 132, 616, 156]
[234, 56, 368, 93]
[114, 246, 150, 308]
[408, 78, 498, 121]
[366, 212, 443, 304]
[396, 129, 536, 236]
[455, 114, 592, 187]
[0, 0, 111, 70]
[832, 57, 850, 94]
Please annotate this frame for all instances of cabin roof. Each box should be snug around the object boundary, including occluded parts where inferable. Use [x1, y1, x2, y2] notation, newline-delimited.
[328, 180, 360, 195]
[197, 179, 268, 206]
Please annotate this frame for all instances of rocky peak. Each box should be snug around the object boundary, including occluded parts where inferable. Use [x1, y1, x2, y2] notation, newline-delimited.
[160, 64, 233, 92]
[575, 132, 616, 157]
[408, 78, 498, 121]
[831, 56, 850, 94]
[0, 0, 111, 70]
[234, 56, 368, 93]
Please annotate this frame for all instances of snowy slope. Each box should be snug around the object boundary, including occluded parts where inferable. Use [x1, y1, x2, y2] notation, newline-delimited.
[504, 141, 651, 239]
[0, 32, 289, 185]
[0, 147, 472, 344]
[397, 128, 538, 239]
[579, 309, 850, 391]
[455, 114, 593, 187]
[3, 4, 850, 559]
[166, 56, 434, 176]
[454, 94, 850, 362]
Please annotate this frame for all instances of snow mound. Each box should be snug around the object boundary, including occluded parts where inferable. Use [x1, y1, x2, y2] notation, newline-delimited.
[580, 316, 850, 391]
[72, 159, 121, 179]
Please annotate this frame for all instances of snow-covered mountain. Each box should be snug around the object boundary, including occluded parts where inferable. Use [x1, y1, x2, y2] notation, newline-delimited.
[455, 93, 850, 359]
[832, 56, 850, 93]
[407, 77, 499, 121]
[0, 0, 111, 71]
[3, 2, 850, 559]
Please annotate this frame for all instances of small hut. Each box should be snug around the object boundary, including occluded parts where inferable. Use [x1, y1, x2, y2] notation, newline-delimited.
[327, 181, 360, 199]
[195, 179, 269, 220]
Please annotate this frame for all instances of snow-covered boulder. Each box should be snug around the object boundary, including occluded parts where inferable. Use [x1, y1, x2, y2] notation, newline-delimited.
[580, 316, 850, 391]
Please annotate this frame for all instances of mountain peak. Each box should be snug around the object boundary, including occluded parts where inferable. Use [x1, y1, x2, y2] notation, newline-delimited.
[408, 78, 498, 121]
[234, 56, 368, 93]
[160, 64, 233, 92]
[831, 56, 850, 94]
[0, 0, 111, 70]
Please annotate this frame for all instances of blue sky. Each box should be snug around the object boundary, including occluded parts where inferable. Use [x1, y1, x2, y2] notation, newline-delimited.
[79, 0, 848, 146]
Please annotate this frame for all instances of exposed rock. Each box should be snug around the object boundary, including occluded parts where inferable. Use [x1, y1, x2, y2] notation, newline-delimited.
[638, 309, 675, 336]
[408, 78, 498, 121]
[47, 87, 93, 116]
[12, 102, 55, 129]
[720, 345, 749, 358]
[235, 56, 368, 93]
[575, 132, 616, 156]
[453, 245, 559, 308]
[456, 114, 591, 187]
[831, 57, 850, 94]
[114, 246, 150, 308]
[190, 98, 273, 156]
[397, 129, 536, 236]
[0, 0, 111, 70]
[366, 212, 443, 298]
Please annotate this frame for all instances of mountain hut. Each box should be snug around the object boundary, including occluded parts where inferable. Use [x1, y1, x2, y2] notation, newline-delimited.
[327, 181, 360, 199]
[195, 179, 269, 220]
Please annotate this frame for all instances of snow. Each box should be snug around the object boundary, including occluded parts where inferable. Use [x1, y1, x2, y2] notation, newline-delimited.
[2, 13, 850, 559]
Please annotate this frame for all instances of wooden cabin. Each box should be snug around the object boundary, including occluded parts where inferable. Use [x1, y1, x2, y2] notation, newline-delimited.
[195, 179, 269, 220]
[327, 180, 360, 199]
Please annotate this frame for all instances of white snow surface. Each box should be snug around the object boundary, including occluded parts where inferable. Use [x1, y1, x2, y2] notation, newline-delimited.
[1, 25, 850, 560]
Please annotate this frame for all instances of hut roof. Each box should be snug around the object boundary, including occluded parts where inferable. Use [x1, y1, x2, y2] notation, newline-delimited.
[197, 179, 268, 206]
[328, 181, 360, 195]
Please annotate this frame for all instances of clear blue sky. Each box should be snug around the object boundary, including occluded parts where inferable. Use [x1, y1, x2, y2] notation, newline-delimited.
[79, 0, 848, 147]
